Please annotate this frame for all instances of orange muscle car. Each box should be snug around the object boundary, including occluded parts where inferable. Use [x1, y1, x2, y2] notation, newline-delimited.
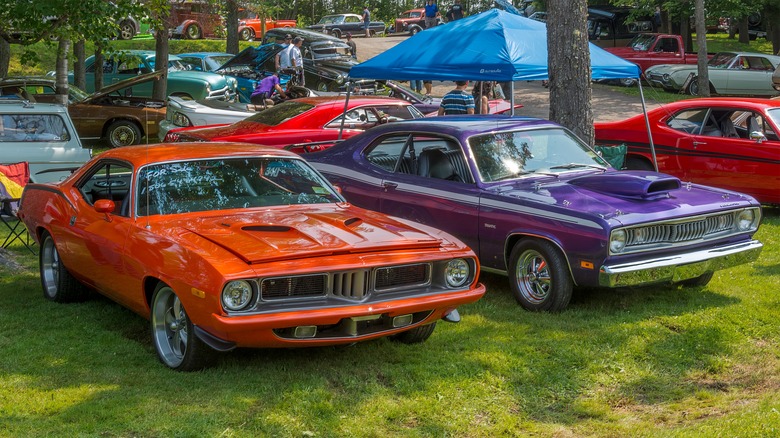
[18, 143, 485, 371]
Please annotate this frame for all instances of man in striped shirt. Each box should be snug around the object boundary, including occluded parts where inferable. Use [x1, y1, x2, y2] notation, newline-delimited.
[437, 81, 475, 115]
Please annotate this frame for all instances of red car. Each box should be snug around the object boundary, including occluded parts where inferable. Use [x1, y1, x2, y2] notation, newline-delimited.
[163, 96, 424, 154]
[17, 143, 485, 370]
[595, 98, 780, 205]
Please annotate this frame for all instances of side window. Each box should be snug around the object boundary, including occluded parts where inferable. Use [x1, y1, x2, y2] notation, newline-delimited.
[179, 58, 202, 71]
[77, 162, 133, 216]
[667, 108, 708, 134]
[365, 134, 470, 183]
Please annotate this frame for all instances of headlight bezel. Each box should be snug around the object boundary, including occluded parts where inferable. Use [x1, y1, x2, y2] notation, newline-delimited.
[444, 258, 471, 288]
[222, 280, 254, 311]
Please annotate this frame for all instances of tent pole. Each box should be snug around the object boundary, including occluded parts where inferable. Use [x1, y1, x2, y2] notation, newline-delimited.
[637, 80, 658, 171]
[510, 81, 515, 115]
[338, 81, 352, 140]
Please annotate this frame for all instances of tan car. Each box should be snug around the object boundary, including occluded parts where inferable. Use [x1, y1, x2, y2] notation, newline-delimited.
[0, 71, 166, 147]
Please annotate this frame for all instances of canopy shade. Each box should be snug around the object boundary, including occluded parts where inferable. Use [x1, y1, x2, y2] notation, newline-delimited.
[349, 9, 640, 82]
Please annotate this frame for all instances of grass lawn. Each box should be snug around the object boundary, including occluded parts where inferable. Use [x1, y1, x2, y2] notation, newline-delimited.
[1, 206, 778, 436]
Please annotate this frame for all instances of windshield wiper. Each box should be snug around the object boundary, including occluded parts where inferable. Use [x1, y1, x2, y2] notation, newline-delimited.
[549, 163, 606, 171]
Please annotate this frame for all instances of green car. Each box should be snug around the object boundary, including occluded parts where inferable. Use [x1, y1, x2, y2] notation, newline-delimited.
[69, 50, 238, 101]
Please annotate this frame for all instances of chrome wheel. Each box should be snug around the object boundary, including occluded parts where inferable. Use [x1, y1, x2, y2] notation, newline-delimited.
[151, 286, 189, 368]
[509, 239, 573, 312]
[150, 284, 215, 370]
[39, 231, 83, 302]
[107, 120, 141, 147]
[515, 249, 552, 305]
[40, 235, 60, 300]
[240, 28, 254, 41]
[185, 24, 201, 39]
[119, 22, 135, 40]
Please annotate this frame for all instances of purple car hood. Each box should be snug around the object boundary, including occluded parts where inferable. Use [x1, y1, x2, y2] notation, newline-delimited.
[157, 205, 445, 264]
[495, 170, 755, 223]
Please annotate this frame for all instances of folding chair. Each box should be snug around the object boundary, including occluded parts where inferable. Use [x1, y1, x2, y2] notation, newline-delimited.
[1, 162, 35, 254]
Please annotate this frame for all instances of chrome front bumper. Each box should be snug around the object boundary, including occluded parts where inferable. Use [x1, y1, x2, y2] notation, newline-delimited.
[599, 240, 763, 287]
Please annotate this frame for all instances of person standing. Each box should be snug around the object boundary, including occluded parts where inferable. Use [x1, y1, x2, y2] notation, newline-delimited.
[250, 72, 287, 106]
[446, 0, 464, 22]
[653, 6, 662, 33]
[362, 5, 371, 38]
[275, 33, 293, 72]
[410, 80, 423, 93]
[438, 81, 475, 115]
[424, 0, 440, 29]
[286, 36, 305, 86]
[345, 33, 357, 59]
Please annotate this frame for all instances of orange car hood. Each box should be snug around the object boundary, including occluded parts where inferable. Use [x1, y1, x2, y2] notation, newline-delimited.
[164, 207, 444, 264]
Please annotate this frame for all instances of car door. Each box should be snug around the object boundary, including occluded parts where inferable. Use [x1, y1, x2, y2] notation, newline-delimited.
[55, 160, 136, 300]
[725, 56, 777, 95]
[364, 133, 481, 253]
[344, 15, 361, 32]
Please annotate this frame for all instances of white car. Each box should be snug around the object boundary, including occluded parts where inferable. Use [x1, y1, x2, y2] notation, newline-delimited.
[0, 99, 91, 183]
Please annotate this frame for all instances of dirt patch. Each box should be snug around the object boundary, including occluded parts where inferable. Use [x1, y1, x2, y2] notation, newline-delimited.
[353, 35, 661, 122]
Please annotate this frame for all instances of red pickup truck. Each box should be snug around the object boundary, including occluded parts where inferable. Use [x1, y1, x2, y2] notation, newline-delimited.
[605, 33, 705, 73]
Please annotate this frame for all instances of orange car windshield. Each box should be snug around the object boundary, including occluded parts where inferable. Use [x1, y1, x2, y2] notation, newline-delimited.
[136, 157, 341, 216]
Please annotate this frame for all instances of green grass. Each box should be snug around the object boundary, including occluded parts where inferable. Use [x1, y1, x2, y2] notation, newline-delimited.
[1, 207, 779, 436]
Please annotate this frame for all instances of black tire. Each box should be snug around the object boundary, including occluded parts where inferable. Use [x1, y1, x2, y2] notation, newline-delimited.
[106, 120, 142, 147]
[240, 28, 254, 41]
[316, 81, 331, 92]
[331, 28, 342, 39]
[676, 272, 714, 287]
[409, 27, 420, 36]
[150, 283, 216, 371]
[391, 322, 436, 343]
[619, 78, 637, 87]
[118, 21, 136, 40]
[185, 24, 202, 40]
[624, 155, 655, 171]
[686, 77, 714, 96]
[39, 231, 85, 303]
[508, 239, 573, 312]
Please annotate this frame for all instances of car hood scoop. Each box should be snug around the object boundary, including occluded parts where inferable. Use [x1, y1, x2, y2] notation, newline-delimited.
[179, 208, 443, 264]
[567, 171, 681, 200]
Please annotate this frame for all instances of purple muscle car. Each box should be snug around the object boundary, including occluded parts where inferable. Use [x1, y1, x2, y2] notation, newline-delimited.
[307, 116, 764, 311]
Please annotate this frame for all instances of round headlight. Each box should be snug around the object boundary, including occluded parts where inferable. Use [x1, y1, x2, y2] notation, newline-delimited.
[610, 229, 627, 253]
[205, 83, 212, 92]
[445, 258, 470, 288]
[662, 73, 670, 81]
[172, 112, 191, 127]
[736, 209, 756, 231]
[222, 280, 253, 311]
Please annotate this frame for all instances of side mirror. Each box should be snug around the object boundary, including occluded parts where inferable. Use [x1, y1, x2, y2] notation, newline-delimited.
[94, 199, 116, 221]
[749, 131, 766, 143]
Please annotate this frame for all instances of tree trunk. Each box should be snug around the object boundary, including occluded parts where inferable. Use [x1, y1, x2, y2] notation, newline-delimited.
[737, 16, 750, 44]
[153, 17, 169, 101]
[94, 45, 104, 92]
[767, 6, 780, 55]
[73, 40, 86, 91]
[225, 0, 239, 54]
[694, 0, 709, 97]
[547, 0, 592, 145]
[55, 38, 70, 106]
[0, 38, 10, 78]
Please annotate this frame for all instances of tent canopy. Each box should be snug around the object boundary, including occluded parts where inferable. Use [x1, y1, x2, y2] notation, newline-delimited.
[349, 9, 640, 82]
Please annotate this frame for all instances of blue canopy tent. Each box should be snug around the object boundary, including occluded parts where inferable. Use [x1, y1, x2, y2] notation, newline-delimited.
[344, 9, 658, 168]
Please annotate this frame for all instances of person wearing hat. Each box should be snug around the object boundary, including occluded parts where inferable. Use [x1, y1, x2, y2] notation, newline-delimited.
[275, 33, 293, 72]
[345, 32, 357, 59]
[362, 5, 371, 37]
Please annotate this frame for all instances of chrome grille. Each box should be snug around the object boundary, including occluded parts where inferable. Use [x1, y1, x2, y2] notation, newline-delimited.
[332, 270, 369, 299]
[261, 275, 327, 300]
[626, 213, 735, 247]
[375, 264, 430, 291]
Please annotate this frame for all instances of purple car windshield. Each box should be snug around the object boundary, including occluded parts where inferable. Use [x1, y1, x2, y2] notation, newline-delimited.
[468, 128, 607, 182]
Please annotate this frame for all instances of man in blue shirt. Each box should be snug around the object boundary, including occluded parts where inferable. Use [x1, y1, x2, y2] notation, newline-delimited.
[438, 81, 475, 115]
[424, 0, 440, 29]
[362, 5, 371, 37]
